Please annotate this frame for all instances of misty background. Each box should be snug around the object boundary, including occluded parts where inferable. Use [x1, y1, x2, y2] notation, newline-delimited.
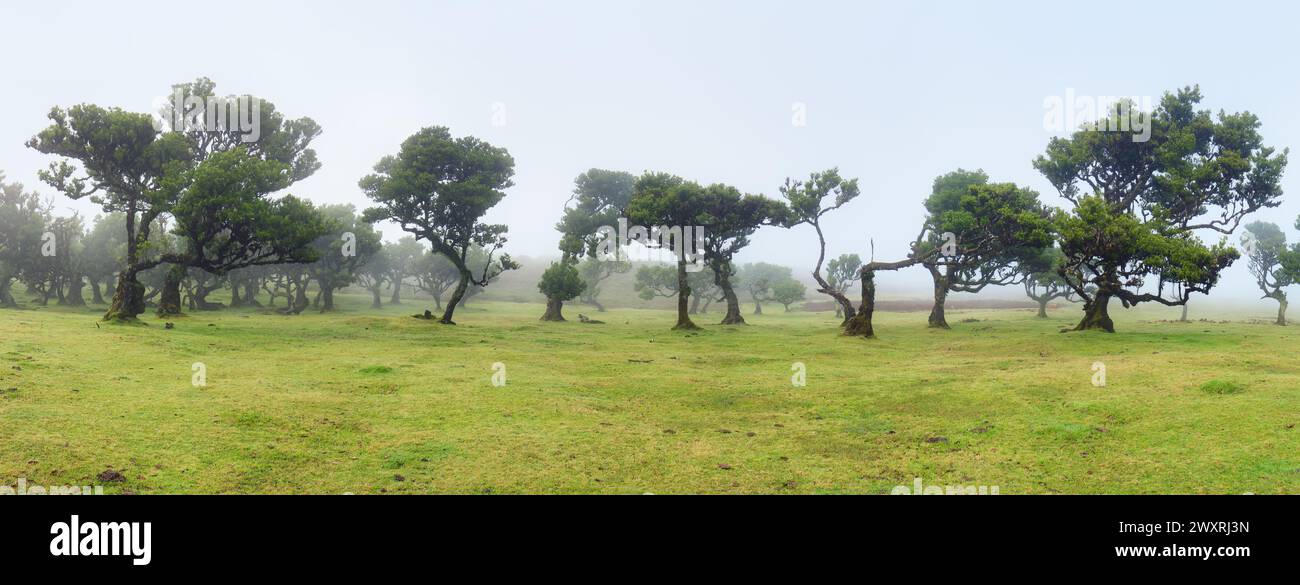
[3, 0, 1298, 306]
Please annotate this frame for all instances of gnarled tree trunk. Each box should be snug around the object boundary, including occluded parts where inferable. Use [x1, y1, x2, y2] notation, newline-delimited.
[540, 297, 565, 321]
[1037, 298, 1049, 318]
[717, 271, 745, 325]
[842, 271, 875, 337]
[65, 274, 86, 307]
[1074, 291, 1115, 332]
[674, 261, 700, 331]
[926, 264, 949, 329]
[157, 265, 185, 317]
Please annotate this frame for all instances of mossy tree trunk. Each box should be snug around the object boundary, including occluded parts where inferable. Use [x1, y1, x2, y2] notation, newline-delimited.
[540, 297, 565, 321]
[1074, 291, 1115, 332]
[157, 265, 185, 317]
[841, 271, 876, 337]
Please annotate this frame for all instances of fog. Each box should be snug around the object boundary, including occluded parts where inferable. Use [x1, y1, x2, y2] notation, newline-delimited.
[3, 0, 1298, 304]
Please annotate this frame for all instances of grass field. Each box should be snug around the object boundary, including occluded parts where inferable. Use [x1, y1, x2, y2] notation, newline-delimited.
[1, 293, 1297, 494]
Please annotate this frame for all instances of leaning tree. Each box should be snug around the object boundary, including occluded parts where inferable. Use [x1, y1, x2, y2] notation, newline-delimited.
[1242, 221, 1296, 325]
[1034, 87, 1288, 332]
[361, 127, 518, 324]
[824, 254, 862, 322]
[778, 168, 862, 324]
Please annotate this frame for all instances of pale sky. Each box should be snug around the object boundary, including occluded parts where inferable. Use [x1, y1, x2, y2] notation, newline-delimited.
[3, 0, 1298, 300]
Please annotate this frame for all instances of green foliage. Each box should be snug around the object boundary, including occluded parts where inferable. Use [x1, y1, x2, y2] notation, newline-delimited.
[360, 126, 515, 273]
[921, 180, 1054, 295]
[1243, 221, 1294, 296]
[924, 168, 988, 217]
[770, 279, 806, 310]
[0, 174, 50, 300]
[361, 126, 516, 320]
[738, 262, 792, 303]
[778, 168, 860, 227]
[825, 254, 862, 294]
[557, 169, 635, 258]
[308, 204, 383, 294]
[633, 264, 716, 302]
[168, 148, 329, 273]
[1034, 87, 1288, 319]
[538, 262, 586, 302]
[633, 264, 678, 300]
[1053, 196, 1238, 296]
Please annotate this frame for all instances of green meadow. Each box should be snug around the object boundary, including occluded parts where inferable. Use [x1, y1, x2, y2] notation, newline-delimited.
[1, 295, 1297, 494]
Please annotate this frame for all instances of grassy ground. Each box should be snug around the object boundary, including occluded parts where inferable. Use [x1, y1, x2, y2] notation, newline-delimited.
[1, 293, 1297, 494]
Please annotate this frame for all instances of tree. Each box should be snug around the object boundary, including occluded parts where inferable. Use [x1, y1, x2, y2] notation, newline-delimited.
[27, 105, 191, 320]
[361, 127, 518, 324]
[770, 279, 806, 311]
[1034, 87, 1288, 332]
[538, 261, 585, 321]
[155, 148, 330, 316]
[778, 169, 863, 327]
[1242, 221, 1294, 325]
[358, 246, 393, 308]
[413, 251, 460, 309]
[81, 214, 127, 305]
[551, 169, 635, 317]
[1021, 247, 1076, 318]
[460, 245, 510, 309]
[737, 262, 790, 315]
[696, 185, 787, 325]
[624, 173, 735, 330]
[919, 176, 1054, 328]
[308, 205, 382, 312]
[0, 174, 51, 308]
[28, 79, 322, 321]
[384, 236, 424, 305]
[824, 254, 862, 321]
[634, 264, 719, 314]
[577, 256, 629, 311]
